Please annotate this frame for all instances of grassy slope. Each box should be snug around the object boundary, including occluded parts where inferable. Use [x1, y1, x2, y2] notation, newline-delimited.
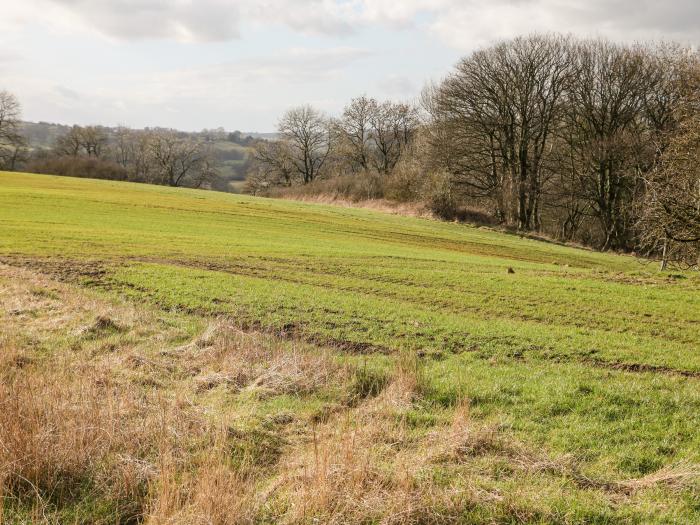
[2, 170, 700, 523]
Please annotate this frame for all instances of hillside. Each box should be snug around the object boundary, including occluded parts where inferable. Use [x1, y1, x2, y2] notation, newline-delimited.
[1, 171, 699, 523]
[18, 122, 258, 193]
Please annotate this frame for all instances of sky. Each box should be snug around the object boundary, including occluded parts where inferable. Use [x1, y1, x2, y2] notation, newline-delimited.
[1, 1, 699, 132]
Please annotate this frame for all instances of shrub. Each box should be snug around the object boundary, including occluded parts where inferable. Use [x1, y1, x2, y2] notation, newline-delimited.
[26, 155, 128, 181]
[423, 171, 458, 220]
[272, 171, 385, 202]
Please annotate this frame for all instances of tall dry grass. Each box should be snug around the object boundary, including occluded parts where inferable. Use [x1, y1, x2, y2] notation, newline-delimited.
[2, 263, 699, 523]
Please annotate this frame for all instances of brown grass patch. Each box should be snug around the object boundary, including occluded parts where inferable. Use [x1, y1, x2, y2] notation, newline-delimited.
[2, 263, 699, 523]
[179, 319, 345, 398]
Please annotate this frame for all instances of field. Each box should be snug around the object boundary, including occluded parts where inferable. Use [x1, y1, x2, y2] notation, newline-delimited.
[1, 171, 699, 524]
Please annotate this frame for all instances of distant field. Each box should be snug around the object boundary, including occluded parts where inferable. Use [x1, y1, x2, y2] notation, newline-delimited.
[1, 171, 699, 523]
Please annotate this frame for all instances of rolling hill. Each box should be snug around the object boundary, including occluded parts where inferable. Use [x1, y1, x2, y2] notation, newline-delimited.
[1, 171, 699, 523]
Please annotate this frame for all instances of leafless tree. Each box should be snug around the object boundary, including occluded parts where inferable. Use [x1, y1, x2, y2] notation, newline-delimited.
[149, 131, 218, 188]
[639, 56, 700, 268]
[560, 39, 659, 250]
[54, 126, 83, 156]
[0, 90, 21, 144]
[369, 101, 420, 175]
[81, 126, 108, 157]
[336, 96, 377, 172]
[252, 139, 295, 186]
[1, 137, 29, 171]
[0, 90, 26, 170]
[113, 126, 133, 168]
[278, 105, 332, 184]
[54, 125, 107, 158]
[431, 35, 573, 230]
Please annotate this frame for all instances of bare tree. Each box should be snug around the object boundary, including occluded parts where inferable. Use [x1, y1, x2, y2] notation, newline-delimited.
[81, 126, 108, 157]
[54, 126, 83, 156]
[561, 39, 657, 250]
[53, 125, 108, 158]
[0, 90, 26, 170]
[0, 90, 21, 144]
[431, 35, 573, 229]
[113, 126, 133, 168]
[149, 131, 217, 188]
[369, 101, 420, 175]
[639, 56, 700, 268]
[1, 137, 29, 171]
[337, 96, 377, 173]
[278, 105, 332, 184]
[252, 139, 295, 186]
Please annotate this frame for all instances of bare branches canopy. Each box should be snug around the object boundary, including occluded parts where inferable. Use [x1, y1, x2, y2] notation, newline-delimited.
[250, 34, 699, 267]
[0, 90, 26, 171]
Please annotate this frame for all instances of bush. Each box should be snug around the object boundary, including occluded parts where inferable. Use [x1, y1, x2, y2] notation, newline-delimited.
[272, 171, 385, 202]
[424, 171, 458, 220]
[26, 155, 128, 181]
[384, 164, 424, 202]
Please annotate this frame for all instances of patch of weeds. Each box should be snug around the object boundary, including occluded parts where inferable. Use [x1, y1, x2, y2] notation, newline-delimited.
[29, 286, 61, 300]
[227, 424, 286, 471]
[80, 315, 126, 339]
[348, 365, 389, 403]
[397, 408, 439, 428]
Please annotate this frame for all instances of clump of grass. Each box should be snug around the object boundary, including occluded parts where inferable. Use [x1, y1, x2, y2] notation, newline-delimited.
[0, 358, 153, 521]
[144, 433, 257, 525]
[617, 462, 700, 494]
[269, 352, 466, 524]
[348, 365, 389, 402]
[227, 424, 286, 472]
[79, 314, 126, 338]
[186, 320, 345, 398]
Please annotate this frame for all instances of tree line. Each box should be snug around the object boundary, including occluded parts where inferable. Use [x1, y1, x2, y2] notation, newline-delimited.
[249, 34, 700, 268]
[1, 33, 698, 267]
[37, 125, 220, 188]
[0, 100, 257, 189]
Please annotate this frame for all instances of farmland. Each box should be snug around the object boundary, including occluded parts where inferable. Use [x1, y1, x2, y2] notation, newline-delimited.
[1, 171, 699, 523]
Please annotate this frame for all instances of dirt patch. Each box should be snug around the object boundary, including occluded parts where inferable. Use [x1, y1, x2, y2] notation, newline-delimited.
[0, 255, 110, 286]
[583, 357, 700, 379]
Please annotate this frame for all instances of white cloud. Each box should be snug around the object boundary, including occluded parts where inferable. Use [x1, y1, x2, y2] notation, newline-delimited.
[53, 85, 81, 100]
[427, 0, 700, 50]
[7, 46, 373, 129]
[44, 0, 241, 41]
[3, 0, 700, 130]
[131, 46, 373, 101]
[377, 74, 416, 98]
[3, 0, 700, 45]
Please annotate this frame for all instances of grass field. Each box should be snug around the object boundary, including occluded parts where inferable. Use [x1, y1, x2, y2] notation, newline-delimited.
[1, 171, 699, 524]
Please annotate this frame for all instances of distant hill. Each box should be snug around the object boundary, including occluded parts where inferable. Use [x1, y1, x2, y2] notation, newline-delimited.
[19, 121, 276, 193]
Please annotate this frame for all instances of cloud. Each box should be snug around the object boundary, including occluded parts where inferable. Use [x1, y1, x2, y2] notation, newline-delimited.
[36, 0, 363, 41]
[4, 0, 700, 131]
[426, 0, 700, 50]
[5, 0, 700, 45]
[133, 46, 372, 100]
[12, 46, 372, 128]
[0, 51, 21, 63]
[53, 85, 81, 100]
[377, 75, 416, 98]
[45, 0, 241, 41]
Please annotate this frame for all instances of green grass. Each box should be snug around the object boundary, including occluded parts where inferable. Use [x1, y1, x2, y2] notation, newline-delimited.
[2, 170, 700, 522]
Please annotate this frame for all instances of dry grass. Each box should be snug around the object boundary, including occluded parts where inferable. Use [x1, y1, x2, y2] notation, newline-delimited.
[0, 265, 258, 523]
[143, 433, 257, 525]
[0, 264, 347, 524]
[2, 263, 699, 524]
[278, 193, 434, 219]
[181, 320, 345, 399]
[271, 355, 469, 524]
